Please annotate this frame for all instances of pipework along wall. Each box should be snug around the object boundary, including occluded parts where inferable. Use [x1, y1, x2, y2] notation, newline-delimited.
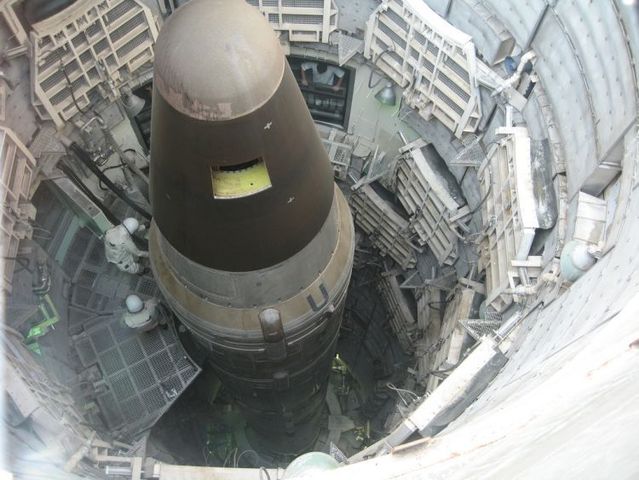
[434, 0, 639, 199]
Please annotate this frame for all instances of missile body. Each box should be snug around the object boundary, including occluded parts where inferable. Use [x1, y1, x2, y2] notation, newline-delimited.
[148, 0, 354, 453]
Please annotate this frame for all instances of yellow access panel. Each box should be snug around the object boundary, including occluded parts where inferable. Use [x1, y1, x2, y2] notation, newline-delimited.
[210, 159, 272, 199]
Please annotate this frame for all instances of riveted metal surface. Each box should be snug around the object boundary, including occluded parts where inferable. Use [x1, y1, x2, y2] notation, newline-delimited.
[554, 0, 637, 163]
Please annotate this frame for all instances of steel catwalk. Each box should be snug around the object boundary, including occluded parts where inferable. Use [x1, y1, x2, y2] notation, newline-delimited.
[148, 0, 355, 453]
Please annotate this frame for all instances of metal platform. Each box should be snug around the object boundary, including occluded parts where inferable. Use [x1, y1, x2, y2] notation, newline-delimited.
[75, 315, 199, 438]
[60, 214, 200, 440]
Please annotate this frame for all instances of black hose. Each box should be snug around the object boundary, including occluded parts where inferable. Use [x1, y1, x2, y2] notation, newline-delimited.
[2, 256, 33, 274]
[59, 161, 149, 249]
[58, 161, 120, 225]
[98, 162, 126, 191]
[68, 143, 152, 220]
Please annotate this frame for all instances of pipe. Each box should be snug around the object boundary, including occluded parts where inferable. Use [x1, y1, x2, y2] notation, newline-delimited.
[58, 161, 120, 225]
[492, 51, 537, 97]
[64, 140, 152, 220]
[59, 161, 149, 248]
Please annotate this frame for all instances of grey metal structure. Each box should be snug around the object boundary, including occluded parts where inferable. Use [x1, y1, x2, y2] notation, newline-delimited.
[2, 0, 639, 478]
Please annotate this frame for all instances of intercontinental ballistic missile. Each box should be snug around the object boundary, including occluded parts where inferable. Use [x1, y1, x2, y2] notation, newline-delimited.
[148, 0, 355, 453]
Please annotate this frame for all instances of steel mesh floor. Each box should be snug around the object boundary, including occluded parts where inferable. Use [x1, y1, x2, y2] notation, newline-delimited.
[62, 216, 200, 440]
[460, 318, 503, 341]
[77, 314, 200, 438]
[69, 233, 160, 315]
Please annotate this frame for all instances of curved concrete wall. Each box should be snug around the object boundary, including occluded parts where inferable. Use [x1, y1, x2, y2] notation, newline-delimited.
[330, 0, 639, 476]
[447, 0, 638, 198]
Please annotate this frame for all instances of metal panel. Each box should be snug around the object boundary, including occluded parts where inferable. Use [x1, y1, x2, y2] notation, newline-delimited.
[0, 127, 37, 293]
[76, 315, 201, 438]
[480, 0, 547, 48]
[421, 0, 451, 18]
[572, 192, 607, 246]
[247, 0, 338, 42]
[377, 273, 417, 353]
[616, 1, 639, 96]
[531, 11, 598, 198]
[0, 84, 5, 122]
[4, 327, 91, 458]
[351, 184, 417, 269]
[395, 141, 471, 266]
[554, 0, 637, 186]
[423, 287, 474, 392]
[447, 0, 514, 65]
[30, 0, 158, 126]
[318, 126, 353, 180]
[364, 0, 482, 138]
[478, 126, 539, 312]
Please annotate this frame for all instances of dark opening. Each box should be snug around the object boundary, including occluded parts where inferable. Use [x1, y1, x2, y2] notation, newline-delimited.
[287, 55, 355, 129]
[218, 158, 261, 172]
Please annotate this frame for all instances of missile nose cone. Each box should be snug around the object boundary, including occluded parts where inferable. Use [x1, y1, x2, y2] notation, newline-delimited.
[150, 0, 335, 272]
[154, 0, 285, 120]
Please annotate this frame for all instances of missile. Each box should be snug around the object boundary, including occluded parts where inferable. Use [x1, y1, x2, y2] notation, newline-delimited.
[148, 0, 355, 453]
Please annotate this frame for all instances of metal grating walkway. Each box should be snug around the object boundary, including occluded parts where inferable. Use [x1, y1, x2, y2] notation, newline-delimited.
[68, 231, 160, 319]
[61, 200, 200, 440]
[76, 314, 200, 439]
